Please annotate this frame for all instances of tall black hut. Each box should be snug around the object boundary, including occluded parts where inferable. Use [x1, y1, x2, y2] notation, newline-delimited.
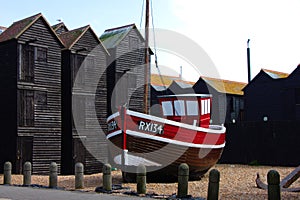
[59, 25, 109, 174]
[0, 13, 64, 174]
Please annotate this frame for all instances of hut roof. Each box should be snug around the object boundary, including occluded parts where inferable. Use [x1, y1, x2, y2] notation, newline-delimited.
[52, 22, 69, 33]
[200, 76, 247, 95]
[261, 68, 289, 79]
[59, 25, 90, 49]
[0, 13, 42, 42]
[100, 23, 141, 49]
[0, 13, 64, 47]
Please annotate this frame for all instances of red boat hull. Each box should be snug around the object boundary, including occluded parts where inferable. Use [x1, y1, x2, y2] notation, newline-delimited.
[106, 109, 226, 182]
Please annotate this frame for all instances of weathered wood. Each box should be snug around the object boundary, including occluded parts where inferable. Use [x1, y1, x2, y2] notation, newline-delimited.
[256, 172, 300, 192]
[207, 169, 220, 200]
[177, 163, 189, 198]
[23, 162, 32, 186]
[60, 26, 108, 175]
[75, 162, 84, 189]
[267, 170, 281, 200]
[49, 162, 58, 188]
[102, 163, 112, 191]
[136, 164, 146, 194]
[4, 162, 12, 185]
[280, 165, 300, 188]
[0, 14, 63, 175]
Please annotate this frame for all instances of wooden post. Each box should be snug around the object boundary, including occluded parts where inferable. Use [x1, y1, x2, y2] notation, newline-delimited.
[75, 162, 84, 189]
[177, 163, 189, 198]
[3, 161, 12, 185]
[143, 0, 150, 114]
[102, 163, 112, 191]
[267, 170, 281, 200]
[137, 164, 146, 194]
[49, 162, 58, 188]
[23, 161, 31, 186]
[207, 169, 220, 200]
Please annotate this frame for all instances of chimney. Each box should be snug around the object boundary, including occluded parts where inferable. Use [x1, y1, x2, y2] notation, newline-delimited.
[179, 66, 182, 80]
[247, 39, 251, 83]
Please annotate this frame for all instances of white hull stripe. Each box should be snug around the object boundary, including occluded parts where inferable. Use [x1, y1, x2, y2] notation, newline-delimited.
[106, 129, 225, 149]
[107, 112, 120, 122]
[107, 130, 122, 139]
[127, 109, 225, 134]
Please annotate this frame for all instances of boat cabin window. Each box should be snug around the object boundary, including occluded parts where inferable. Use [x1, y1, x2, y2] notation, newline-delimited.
[201, 99, 210, 115]
[174, 100, 185, 116]
[186, 100, 198, 116]
[162, 101, 173, 116]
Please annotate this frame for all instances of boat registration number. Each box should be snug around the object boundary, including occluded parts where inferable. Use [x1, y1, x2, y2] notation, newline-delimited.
[108, 120, 118, 132]
[138, 121, 164, 135]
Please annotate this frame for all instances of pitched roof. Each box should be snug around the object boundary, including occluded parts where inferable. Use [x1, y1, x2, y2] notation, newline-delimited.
[100, 23, 139, 49]
[59, 25, 90, 49]
[173, 80, 193, 89]
[200, 76, 247, 95]
[151, 74, 246, 95]
[151, 73, 194, 87]
[0, 13, 42, 42]
[0, 13, 64, 48]
[261, 68, 289, 79]
[0, 26, 7, 34]
[151, 73, 178, 87]
[52, 22, 69, 33]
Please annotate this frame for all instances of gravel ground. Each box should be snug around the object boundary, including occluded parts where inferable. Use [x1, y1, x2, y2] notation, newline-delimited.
[1, 164, 300, 199]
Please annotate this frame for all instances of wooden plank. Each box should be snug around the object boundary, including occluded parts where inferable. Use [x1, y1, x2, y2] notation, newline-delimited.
[280, 165, 300, 188]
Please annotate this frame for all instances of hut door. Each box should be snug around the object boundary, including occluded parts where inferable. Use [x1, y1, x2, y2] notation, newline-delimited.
[16, 137, 33, 174]
[73, 137, 86, 165]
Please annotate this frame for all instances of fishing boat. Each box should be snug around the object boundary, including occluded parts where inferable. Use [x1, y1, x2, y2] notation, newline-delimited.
[106, 94, 226, 182]
[105, 0, 225, 182]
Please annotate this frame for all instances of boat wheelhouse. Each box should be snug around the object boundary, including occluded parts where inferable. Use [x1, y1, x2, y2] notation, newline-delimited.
[158, 94, 212, 127]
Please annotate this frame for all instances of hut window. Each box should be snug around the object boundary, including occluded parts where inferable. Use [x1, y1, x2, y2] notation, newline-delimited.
[35, 91, 47, 108]
[73, 55, 85, 86]
[174, 100, 186, 116]
[128, 73, 137, 88]
[162, 101, 173, 116]
[72, 95, 86, 128]
[129, 36, 138, 50]
[19, 44, 34, 82]
[36, 47, 47, 62]
[186, 101, 198, 116]
[18, 90, 34, 127]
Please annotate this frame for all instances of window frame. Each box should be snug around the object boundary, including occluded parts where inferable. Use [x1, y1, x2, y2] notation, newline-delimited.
[18, 89, 35, 127]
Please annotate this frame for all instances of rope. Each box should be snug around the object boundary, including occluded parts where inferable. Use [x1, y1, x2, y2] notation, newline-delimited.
[139, 0, 145, 29]
[150, 0, 167, 91]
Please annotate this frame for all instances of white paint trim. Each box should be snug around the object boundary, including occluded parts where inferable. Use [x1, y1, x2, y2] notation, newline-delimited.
[107, 130, 122, 139]
[107, 112, 120, 122]
[126, 130, 225, 149]
[127, 109, 225, 134]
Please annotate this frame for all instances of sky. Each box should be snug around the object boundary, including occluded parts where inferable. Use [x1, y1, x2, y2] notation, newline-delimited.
[1, 0, 300, 83]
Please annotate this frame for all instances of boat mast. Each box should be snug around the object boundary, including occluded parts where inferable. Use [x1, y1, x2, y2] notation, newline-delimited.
[144, 0, 150, 114]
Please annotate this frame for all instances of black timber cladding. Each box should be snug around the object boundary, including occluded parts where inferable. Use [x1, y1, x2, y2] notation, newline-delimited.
[60, 27, 108, 174]
[0, 14, 63, 174]
[17, 17, 63, 174]
[104, 27, 147, 115]
[0, 39, 18, 172]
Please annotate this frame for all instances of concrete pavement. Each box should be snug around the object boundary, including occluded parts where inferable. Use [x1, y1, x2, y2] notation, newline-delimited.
[0, 185, 149, 200]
